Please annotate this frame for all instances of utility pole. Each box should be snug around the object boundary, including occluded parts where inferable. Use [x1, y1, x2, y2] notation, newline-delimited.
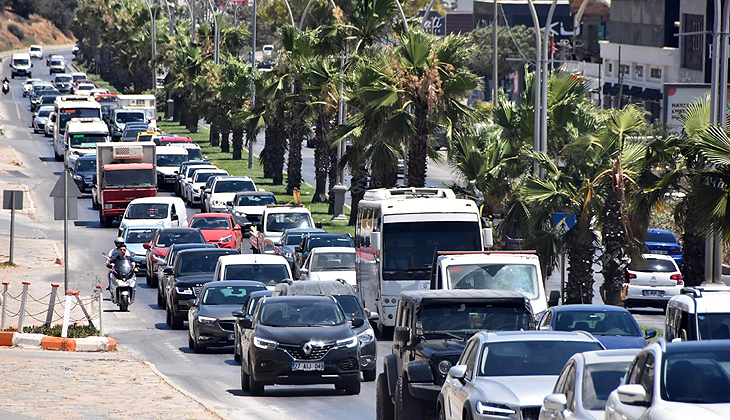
[249, 0, 256, 170]
[492, 0, 498, 107]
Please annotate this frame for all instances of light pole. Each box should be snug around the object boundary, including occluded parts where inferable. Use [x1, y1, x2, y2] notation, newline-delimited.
[143, 0, 159, 90]
[249, 0, 257, 170]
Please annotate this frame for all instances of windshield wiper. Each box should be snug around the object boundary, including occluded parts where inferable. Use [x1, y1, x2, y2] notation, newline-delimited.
[424, 331, 467, 341]
[391, 267, 431, 273]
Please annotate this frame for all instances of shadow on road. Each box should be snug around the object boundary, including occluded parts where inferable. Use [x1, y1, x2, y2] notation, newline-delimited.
[226, 387, 348, 398]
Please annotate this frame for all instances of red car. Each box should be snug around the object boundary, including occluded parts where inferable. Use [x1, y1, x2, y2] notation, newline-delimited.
[142, 227, 206, 287]
[188, 213, 243, 251]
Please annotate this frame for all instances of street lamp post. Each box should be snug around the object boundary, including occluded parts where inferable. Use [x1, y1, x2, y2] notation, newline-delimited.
[249, 0, 257, 170]
[143, 0, 159, 90]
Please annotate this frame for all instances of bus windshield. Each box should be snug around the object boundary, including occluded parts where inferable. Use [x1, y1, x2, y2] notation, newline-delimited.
[382, 221, 482, 279]
[69, 134, 107, 148]
[59, 108, 101, 133]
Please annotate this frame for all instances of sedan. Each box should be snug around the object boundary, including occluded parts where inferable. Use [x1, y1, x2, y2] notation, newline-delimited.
[299, 247, 356, 287]
[32, 105, 53, 133]
[187, 280, 267, 353]
[22, 78, 40, 97]
[538, 349, 638, 420]
[273, 228, 326, 268]
[143, 227, 207, 286]
[644, 228, 683, 267]
[625, 254, 683, 310]
[188, 213, 243, 250]
[120, 225, 160, 270]
[537, 304, 655, 349]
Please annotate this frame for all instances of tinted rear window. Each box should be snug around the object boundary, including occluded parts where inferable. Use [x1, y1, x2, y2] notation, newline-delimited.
[629, 258, 677, 272]
[645, 231, 677, 243]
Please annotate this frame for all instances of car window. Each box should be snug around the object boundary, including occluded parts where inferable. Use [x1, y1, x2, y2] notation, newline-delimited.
[462, 340, 479, 380]
[266, 212, 313, 232]
[177, 252, 227, 275]
[213, 180, 256, 193]
[418, 303, 533, 334]
[190, 217, 231, 230]
[311, 252, 355, 271]
[626, 353, 648, 385]
[126, 228, 159, 244]
[259, 300, 346, 327]
[661, 350, 730, 403]
[628, 258, 677, 272]
[582, 361, 633, 410]
[155, 232, 205, 247]
[285, 233, 304, 245]
[332, 295, 364, 321]
[639, 353, 655, 399]
[236, 194, 276, 206]
[645, 231, 677, 243]
[202, 285, 266, 305]
[446, 263, 539, 299]
[223, 264, 290, 287]
[125, 203, 169, 220]
[477, 341, 603, 376]
[563, 363, 577, 411]
[308, 236, 355, 249]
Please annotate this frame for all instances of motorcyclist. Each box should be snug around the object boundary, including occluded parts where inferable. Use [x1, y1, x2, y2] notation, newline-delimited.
[2, 77, 9, 95]
[106, 240, 136, 290]
[106, 237, 127, 263]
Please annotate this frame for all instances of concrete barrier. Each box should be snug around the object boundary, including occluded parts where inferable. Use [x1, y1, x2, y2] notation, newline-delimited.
[0, 331, 116, 352]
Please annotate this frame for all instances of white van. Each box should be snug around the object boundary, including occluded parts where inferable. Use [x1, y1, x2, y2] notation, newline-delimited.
[64, 118, 110, 169]
[10, 53, 32, 78]
[52, 97, 102, 161]
[118, 197, 187, 236]
[155, 146, 190, 190]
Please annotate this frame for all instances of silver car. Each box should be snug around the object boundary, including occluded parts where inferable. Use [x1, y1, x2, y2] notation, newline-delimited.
[438, 331, 605, 420]
[538, 349, 638, 420]
[32, 105, 53, 133]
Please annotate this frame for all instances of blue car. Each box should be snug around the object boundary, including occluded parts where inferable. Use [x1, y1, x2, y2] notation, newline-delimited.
[273, 227, 326, 269]
[537, 304, 656, 349]
[645, 228, 683, 267]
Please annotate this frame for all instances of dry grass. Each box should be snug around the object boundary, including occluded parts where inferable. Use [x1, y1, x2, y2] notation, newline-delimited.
[0, 11, 74, 51]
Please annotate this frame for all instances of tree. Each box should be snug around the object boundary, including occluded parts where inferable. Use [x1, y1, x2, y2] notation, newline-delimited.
[468, 25, 536, 82]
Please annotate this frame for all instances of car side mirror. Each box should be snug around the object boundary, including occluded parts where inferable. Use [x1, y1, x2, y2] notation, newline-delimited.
[394, 326, 410, 347]
[231, 310, 244, 318]
[616, 384, 650, 406]
[543, 393, 568, 412]
[239, 318, 252, 329]
[644, 329, 657, 339]
[315, 222, 323, 229]
[295, 247, 302, 253]
[171, 214, 178, 221]
[367, 310, 380, 321]
[204, 188, 211, 194]
[548, 290, 560, 307]
[299, 268, 308, 274]
[185, 298, 197, 308]
[351, 317, 365, 328]
[143, 242, 151, 250]
[447, 365, 467, 380]
[163, 267, 173, 275]
[234, 225, 241, 231]
[226, 201, 233, 207]
[482, 227, 493, 248]
[274, 242, 282, 247]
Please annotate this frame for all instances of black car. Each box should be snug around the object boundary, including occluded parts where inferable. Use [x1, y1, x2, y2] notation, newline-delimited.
[33, 93, 60, 112]
[164, 247, 239, 329]
[272, 279, 378, 381]
[293, 233, 354, 277]
[156, 243, 218, 308]
[239, 295, 363, 395]
[376, 290, 536, 418]
[187, 280, 267, 353]
[71, 155, 96, 193]
[233, 289, 273, 363]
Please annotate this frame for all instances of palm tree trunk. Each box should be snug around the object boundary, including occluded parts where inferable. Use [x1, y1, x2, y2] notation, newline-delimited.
[600, 176, 628, 306]
[180, 100, 188, 127]
[173, 95, 182, 122]
[565, 216, 596, 304]
[221, 130, 230, 153]
[186, 108, 198, 133]
[312, 113, 329, 203]
[209, 124, 220, 147]
[287, 122, 304, 195]
[676, 198, 705, 286]
[406, 109, 429, 187]
[231, 127, 244, 160]
[328, 145, 338, 214]
[271, 123, 286, 185]
[262, 126, 273, 178]
[349, 164, 369, 226]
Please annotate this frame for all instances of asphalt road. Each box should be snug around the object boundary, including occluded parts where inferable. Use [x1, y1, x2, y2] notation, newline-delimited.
[0, 48, 666, 420]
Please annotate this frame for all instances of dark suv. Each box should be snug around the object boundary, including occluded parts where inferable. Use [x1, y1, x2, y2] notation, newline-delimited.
[239, 295, 363, 395]
[272, 279, 378, 381]
[376, 290, 535, 419]
[293, 233, 354, 277]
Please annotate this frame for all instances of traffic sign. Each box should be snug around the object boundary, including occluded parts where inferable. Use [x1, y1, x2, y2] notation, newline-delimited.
[552, 212, 576, 236]
[49, 171, 82, 199]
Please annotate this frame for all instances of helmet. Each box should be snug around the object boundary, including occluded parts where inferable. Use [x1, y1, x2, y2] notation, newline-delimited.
[114, 237, 125, 248]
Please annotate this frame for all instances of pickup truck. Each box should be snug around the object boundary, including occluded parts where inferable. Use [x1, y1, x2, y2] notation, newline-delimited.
[248, 205, 316, 254]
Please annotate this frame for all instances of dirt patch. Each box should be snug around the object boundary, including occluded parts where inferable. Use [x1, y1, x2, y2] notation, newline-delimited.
[0, 11, 74, 50]
[0, 146, 22, 167]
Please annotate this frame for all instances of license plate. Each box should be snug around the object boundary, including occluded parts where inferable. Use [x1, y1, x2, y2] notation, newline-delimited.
[292, 362, 324, 371]
[228, 333, 234, 341]
[653, 250, 669, 254]
[642, 290, 665, 297]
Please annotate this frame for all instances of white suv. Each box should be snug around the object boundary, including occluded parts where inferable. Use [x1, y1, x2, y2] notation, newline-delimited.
[29, 45, 43, 59]
[665, 286, 730, 341]
[205, 176, 257, 213]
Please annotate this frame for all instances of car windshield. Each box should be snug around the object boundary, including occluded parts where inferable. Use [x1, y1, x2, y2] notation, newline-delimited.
[259, 300, 345, 327]
[177, 252, 227, 276]
[51, 60, 63, 66]
[15, 59, 29, 66]
[332, 295, 364, 321]
[662, 350, 730, 403]
[214, 180, 256, 193]
[308, 236, 354, 249]
[125, 228, 159, 244]
[116, 112, 145, 123]
[285, 233, 305, 245]
[645, 231, 677, 243]
[382, 221, 482, 278]
[697, 313, 730, 339]
[186, 148, 203, 160]
[202, 285, 266, 305]
[125, 203, 169, 220]
[554, 311, 641, 336]
[447, 263, 540, 299]
[186, 167, 208, 178]
[103, 168, 155, 188]
[157, 154, 188, 167]
[628, 258, 676, 272]
[190, 217, 231, 230]
[59, 108, 101, 132]
[69, 134, 106, 148]
[266, 213, 313, 232]
[74, 159, 95, 172]
[37, 109, 51, 118]
[55, 76, 72, 83]
[194, 171, 226, 183]
[224, 264, 290, 286]
[419, 303, 533, 334]
[122, 129, 146, 141]
[311, 252, 355, 271]
[582, 361, 633, 410]
[478, 341, 603, 376]
[236, 194, 276, 206]
[155, 232, 205, 247]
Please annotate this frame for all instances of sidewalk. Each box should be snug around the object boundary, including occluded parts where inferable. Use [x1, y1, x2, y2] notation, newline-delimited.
[0, 347, 220, 419]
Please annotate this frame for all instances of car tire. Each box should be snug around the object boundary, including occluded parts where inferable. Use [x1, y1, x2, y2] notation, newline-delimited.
[190, 330, 204, 353]
[165, 306, 172, 326]
[241, 360, 250, 391]
[376, 373, 395, 420]
[463, 407, 473, 420]
[342, 380, 361, 395]
[170, 311, 184, 330]
[395, 375, 424, 420]
[157, 288, 165, 308]
[363, 368, 377, 382]
[146, 272, 158, 288]
[188, 331, 195, 350]
[248, 360, 264, 395]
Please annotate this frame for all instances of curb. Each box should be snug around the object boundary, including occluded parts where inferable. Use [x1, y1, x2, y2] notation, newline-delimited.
[0, 331, 116, 352]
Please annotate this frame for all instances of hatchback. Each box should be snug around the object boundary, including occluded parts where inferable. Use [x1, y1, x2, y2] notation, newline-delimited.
[625, 254, 683, 310]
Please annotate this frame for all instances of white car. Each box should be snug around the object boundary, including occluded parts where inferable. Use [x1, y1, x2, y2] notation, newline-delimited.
[118, 197, 188, 236]
[44, 112, 55, 137]
[299, 247, 356, 286]
[32, 105, 54, 133]
[625, 254, 683, 310]
[226, 191, 277, 230]
[212, 254, 293, 289]
[29, 45, 43, 60]
[155, 146, 189, 190]
[605, 340, 730, 420]
[22, 78, 41, 97]
[179, 165, 218, 203]
[184, 169, 229, 207]
[74, 83, 96, 94]
[205, 176, 257, 213]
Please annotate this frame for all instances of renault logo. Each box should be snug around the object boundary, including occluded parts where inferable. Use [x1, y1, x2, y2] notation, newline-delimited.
[303, 342, 313, 356]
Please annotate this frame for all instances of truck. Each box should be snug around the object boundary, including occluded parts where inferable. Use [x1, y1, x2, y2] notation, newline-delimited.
[53, 96, 102, 161]
[355, 187, 493, 338]
[63, 117, 110, 169]
[249, 204, 316, 254]
[92, 142, 157, 228]
[117, 94, 157, 127]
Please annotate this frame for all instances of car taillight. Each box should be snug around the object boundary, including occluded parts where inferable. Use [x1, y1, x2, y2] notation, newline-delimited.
[669, 250, 682, 255]
[624, 273, 636, 284]
[671, 274, 684, 285]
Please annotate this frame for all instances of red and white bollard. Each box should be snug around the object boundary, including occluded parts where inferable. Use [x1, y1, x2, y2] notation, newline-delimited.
[1, 282, 8, 331]
[45, 284, 60, 328]
[61, 290, 79, 338]
[17, 282, 30, 333]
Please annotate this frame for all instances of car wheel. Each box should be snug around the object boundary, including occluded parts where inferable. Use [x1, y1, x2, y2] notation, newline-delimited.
[234, 331, 241, 363]
[146, 272, 158, 288]
[363, 368, 377, 382]
[341, 380, 361, 395]
[170, 311, 184, 330]
[191, 330, 204, 353]
[248, 360, 264, 395]
[395, 375, 424, 420]
[188, 331, 195, 350]
[463, 407, 473, 420]
[376, 373, 395, 420]
[157, 288, 165, 308]
[165, 306, 172, 326]
[241, 360, 250, 391]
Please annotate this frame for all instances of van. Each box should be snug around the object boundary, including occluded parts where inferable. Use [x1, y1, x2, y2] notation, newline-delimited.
[118, 196, 188, 236]
[10, 53, 32, 78]
[665, 286, 730, 341]
[63, 117, 109, 169]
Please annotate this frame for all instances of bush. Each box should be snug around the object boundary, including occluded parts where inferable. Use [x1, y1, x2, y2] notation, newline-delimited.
[22, 324, 99, 338]
[7, 23, 25, 40]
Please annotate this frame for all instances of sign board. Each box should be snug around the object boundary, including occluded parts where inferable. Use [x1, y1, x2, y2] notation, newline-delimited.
[552, 212, 576, 236]
[54, 198, 78, 220]
[417, 10, 445, 36]
[662, 84, 711, 130]
[50, 172, 82, 221]
[49, 172, 83, 199]
[2, 190, 23, 210]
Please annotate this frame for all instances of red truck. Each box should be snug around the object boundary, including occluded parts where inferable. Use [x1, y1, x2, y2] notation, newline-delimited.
[92, 142, 157, 228]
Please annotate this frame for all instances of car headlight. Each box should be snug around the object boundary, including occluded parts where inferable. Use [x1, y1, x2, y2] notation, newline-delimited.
[357, 328, 375, 345]
[197, 316, 217, 324]
[336, 336, 358, 349]
[475, 402, 516, 416]
[284, 252, 293, 259]
[253, 336, 278, 350]
[104, 204, 113, 209]
[193, 188, 200, 193]
[175, 286, 193, 295]
[73, 174, 82, 181]
[219, 235, 233, 243]
[437, 360, 452, 376]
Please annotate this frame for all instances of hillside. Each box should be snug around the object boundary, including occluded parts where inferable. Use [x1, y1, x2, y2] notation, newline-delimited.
[0, 10, 74, 51]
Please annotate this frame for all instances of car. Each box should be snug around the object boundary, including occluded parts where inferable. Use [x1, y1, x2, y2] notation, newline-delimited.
[22, 78, 40, 97]
[179, 165, 218, 203]
[187, 280, 267, 353]
[250, 205, 317, 254]
[120, 123, 150, 142]
[72, 78, 94, 90]
[74, 83, 96, 95]
[31, 90, 59, 113]
[32, 105, 54, 133]
[188, 213, 243, 250]
[155, 146, 189, 190]
[625, 254, 683, 310]
[397, 158, 404, 178]
[204, 176, 258, 214]
[377, 290, 538, 419]
[156, 243, 218, 308]
[28, 45, 43, 59]
[119, 225, 161, 270]
[537, 304, 655, 349]
[53, 74, 74, 93]
[644, 228, 683, 267]
[200, 175, 224, 213]
[118, 197, 188, 236]
[110, 110, 146, 140]
[437, 331, 605, 420]
[184, 168, 229, 206]
[299, 247, 356, 286]
[44, 112, 55, 137]
[293, 233, 354, 277]
[143, 227, 207, 286]
[225, 191, 278, 233]
[46, 53, 64, 66]
[156, 135, 192, 146]
[70, 72, 89, 85]
[539, 349, 639, 420]
[665, 285, 730, 341]
[175, 160, 212, 196]
[164, 247, 239, 329]
[273, 228, 327, 272]
[49, 58, 66, 74]
[29, 82, 54, 102]
[70, 154, 97, 193]
[212, 254, 293, 290]
[232, 289, 273, 363]
[273, 279, 378, 381]
[136, 130, 164, 143]
[605, 339, 730, 420]
[238, 295, 363, 395]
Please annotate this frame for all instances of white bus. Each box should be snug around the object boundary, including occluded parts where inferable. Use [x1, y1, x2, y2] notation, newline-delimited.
[355, 187, 492, 336]
[53, 96, 102, 161]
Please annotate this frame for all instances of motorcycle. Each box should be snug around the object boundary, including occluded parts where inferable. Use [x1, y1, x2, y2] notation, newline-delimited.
[2, 81, 9, 95]
[106, 255, 137, 311]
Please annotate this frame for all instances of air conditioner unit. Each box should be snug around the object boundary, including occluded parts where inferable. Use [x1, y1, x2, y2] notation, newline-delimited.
[113, 145, 144, 159]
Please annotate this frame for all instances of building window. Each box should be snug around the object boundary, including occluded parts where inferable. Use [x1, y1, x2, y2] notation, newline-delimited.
[635, 65, 644, 79]
[650, 68, 662, 79]
[683, 14, 704, 71]
[620, 64, 630, 77]
[608, 62, 613, 74]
